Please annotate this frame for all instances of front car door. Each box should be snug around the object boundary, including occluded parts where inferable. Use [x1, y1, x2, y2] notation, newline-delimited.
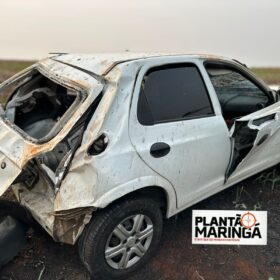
[204, 60, 280, 184]
[129, 58, 231, 209]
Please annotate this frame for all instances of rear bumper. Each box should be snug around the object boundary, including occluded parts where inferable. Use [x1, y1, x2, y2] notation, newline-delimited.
[13, 181, 95, 245]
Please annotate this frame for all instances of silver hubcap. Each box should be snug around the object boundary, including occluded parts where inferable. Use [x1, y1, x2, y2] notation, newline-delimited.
[105, 214, 154, 270]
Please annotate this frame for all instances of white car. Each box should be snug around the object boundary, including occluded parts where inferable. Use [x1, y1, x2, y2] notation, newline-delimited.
[0, 53, 279, 279]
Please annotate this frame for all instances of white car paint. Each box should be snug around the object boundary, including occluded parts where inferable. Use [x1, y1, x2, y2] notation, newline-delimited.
[0, 53, 279, 244]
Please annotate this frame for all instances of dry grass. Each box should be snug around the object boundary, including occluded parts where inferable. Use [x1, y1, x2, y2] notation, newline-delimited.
[0, 60, 279, 87]
[0, 60, 34, 105]
[0, 60, 34, 73]
[0, 60, 34, 83]
[251, 68, 280, 85]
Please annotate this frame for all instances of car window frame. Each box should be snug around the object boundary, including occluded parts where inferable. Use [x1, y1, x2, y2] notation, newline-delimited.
[136, 62, 215, 126]
[203, 60, 274, 105]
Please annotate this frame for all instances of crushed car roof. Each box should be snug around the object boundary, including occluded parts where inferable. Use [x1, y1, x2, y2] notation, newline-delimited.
[51, 53, 228, 76]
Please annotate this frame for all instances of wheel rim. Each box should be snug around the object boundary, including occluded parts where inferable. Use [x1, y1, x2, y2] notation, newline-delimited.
[105, 214, 154, 270]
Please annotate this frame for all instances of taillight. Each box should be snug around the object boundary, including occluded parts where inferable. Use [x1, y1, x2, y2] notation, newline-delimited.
[87, 134, 109, 156]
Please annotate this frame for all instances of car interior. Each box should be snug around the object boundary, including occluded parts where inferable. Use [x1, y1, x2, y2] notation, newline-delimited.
[0, 70, 85, 178]
[4, 72, 77, 139]
[205, 63, 273, 127]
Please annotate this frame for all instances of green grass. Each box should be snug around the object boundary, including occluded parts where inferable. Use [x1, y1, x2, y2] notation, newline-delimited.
[0, 60, 34, 73]
[0, 60, 35, 83]
[0, 60, 34, 105]
[251, 68, 280, 85]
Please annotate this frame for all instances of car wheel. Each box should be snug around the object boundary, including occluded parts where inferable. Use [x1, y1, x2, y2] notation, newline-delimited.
[78, 196, 163, 280]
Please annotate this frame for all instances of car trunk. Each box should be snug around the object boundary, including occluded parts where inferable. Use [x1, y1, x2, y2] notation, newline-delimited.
[0, 59, 104, 243]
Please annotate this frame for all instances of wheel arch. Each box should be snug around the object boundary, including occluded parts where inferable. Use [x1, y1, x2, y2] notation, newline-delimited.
[92, 177, 177, 218]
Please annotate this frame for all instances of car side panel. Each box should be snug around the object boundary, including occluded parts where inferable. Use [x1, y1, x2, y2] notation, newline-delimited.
[128, 58, 231, 209]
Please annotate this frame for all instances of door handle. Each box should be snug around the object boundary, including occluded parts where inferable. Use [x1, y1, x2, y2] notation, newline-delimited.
[150, 142, 170, 158]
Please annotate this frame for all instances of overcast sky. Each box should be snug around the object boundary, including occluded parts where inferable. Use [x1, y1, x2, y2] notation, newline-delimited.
[0, 0, 279, 66]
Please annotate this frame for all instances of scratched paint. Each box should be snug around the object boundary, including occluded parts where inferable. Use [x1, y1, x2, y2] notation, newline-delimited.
[0, 53, 280, 245]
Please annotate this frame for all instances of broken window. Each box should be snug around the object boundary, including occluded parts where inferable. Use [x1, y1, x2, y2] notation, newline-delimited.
[0, 68, 94, 183]
[137, 64, 214, 125]
[206, 63, 272, 126]
[0, 69, 85, 142]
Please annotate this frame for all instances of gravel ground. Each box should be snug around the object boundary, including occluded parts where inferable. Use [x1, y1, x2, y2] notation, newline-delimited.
[1, 167, 280, 280]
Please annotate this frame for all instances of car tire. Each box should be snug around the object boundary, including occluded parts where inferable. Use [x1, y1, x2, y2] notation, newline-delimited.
[78, 196, 163, 280]
[0, 199, 33, 225]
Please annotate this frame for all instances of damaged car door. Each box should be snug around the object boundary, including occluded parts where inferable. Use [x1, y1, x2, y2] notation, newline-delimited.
[226, 103, 280, 182]
[0, 59, 103, 196]
[205, 61, 280, 183]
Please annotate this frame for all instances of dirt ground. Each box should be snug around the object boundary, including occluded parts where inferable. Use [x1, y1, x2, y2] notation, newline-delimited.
[1, 167, 280, 280]
[1, 64, 280, 280]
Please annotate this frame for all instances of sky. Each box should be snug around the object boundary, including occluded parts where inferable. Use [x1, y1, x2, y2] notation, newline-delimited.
[0, 0, 279, 66]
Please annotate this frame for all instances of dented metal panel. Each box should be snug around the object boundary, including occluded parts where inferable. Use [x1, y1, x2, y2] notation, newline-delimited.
[53, 53, 173, 76]
[1, 53, 280, 246]
[227, 102, 280, 183]
[52, 53, 229, 76]
[0, 152, 21, 196]
[0, 60, 103, 194]
[0, 58, 105, 243]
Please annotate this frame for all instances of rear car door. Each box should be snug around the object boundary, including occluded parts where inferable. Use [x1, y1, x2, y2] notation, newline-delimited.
[205, 61, 280, 183]
[129, 61, 231, 209]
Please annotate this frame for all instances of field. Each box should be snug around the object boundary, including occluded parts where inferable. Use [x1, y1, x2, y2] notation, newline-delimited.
[0, 60, 280, 85]
[0, 60, 34, 82]
[251, 68, 280, 85]
[1, 61, 280, 280]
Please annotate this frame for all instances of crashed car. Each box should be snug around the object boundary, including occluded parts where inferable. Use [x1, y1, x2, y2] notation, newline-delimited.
[0, 53, 279, 279]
